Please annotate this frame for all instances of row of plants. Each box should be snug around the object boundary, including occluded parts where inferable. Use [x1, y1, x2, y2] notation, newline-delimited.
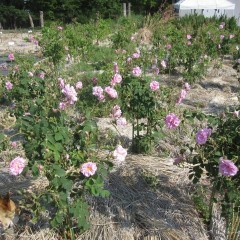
[0, 14, 240, 239]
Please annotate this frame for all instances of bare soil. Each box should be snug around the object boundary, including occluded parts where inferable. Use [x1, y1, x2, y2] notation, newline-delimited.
[0, 31, 40, 54]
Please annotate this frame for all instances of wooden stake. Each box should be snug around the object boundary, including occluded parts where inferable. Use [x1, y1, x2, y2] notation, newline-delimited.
[28, 12, 34, 29]
[40, 11, 44, 28]
[128, 3, 131, 16]
[123, 3, 127, 17]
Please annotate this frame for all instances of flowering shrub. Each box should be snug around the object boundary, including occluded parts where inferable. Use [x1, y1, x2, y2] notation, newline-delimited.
[1, 58, 113, 237]
[184, 110, 240, 237]
[1, 15, 240, 239]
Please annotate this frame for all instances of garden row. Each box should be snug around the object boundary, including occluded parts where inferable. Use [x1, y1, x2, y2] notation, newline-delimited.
[0, 14, 240, 239]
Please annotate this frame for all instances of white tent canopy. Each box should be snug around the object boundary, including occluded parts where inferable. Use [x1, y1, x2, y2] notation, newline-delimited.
[174, 0, 235, 10]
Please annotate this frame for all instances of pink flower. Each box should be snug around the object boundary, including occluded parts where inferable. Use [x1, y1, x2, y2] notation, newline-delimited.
[92, 77, 98, 85]
[23, 112, 31, 116]
[220, 35, 225, 40]
[93, 86, 103, 97]
[113, 145, 127, 163]
[112, 105, 122, 118]
[132, 66, 142, 77]
[75, 81, 83, 90]
[132, 52, 140, 58]
[229, 34, 235, 39]
[59, 102, 66, 110]
[105, 86, 118, 99]
[196, 128, 212, 145]
[28, 72, 34, 77]
[11, 142, 17, 148]
[233, 110, 239, 117]
[62, 84, 78, 104]
[57, 26, 63, 30]
[187, 41, 192, 46]
[8, 53, 14, 61]
[9, 156, 26, 176]
[184, 83, 191, 91]
[38, 165, 43, 172]
[110, 73, 122, 86]
[161, 60, 167, 69]
[180, 89, 187, 98]
[166, 44, 172, 49]
[219, 157, 238, 177]
[219, 22, 225, 29]
[5, 81, 13, 90]
[187, 34, 192, 39]
[65, 154, 69, 160]
[34, 40, 39, 46]
[98, 94, 105, 102]
[29, 36, 34, 42]
[80, 162, 97, 177]
[176, 89, 187, 104]
[122, 49, 127, 54]
[165, 113, 180, 129]
[150, 80, 160, 91]
[116, 117, 127, 126]
[58, 77, 65, 88]
[39, 72, 45, 79]
[127, 57, 132, 63]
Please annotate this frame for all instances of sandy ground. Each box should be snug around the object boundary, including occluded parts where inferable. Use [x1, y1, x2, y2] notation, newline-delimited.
[0, 32, 40, 54]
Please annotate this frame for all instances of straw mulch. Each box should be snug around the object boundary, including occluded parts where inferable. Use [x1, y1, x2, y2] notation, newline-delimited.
[0, 154, 209, 240]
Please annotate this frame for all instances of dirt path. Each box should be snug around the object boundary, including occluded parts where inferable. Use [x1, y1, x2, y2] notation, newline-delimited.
[0, 32, 40, 54]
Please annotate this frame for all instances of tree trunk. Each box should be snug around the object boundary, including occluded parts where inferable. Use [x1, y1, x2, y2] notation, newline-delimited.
[40, 11, 44, 28]
[28, 12, 34, 28]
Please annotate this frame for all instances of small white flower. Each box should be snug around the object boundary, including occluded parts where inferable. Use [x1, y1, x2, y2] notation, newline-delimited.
[8, 41, 15, 46]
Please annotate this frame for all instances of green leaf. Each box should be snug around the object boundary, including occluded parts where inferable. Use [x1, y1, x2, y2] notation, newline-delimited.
[32, 165, 39, 176]
[61, 178, 73, 191]
[53, 165, 66, 177]
[100, 190, 110, 197]
[55, 132, 63, 141]
[54, 151, 60, 161]
[0, 133, 5, 141]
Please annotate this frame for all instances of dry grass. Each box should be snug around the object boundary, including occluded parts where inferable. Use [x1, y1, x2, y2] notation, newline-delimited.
[0, 155, 209, 240]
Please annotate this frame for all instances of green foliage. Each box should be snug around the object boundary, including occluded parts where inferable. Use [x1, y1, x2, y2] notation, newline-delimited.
[142, 170, 159, 190]
[192, 186, 210, 224]
[2, 54, 111, 238]
[184, 109, 240, 238]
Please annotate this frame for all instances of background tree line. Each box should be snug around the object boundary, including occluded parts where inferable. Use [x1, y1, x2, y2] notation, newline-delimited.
[0, 0, 171, 29]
